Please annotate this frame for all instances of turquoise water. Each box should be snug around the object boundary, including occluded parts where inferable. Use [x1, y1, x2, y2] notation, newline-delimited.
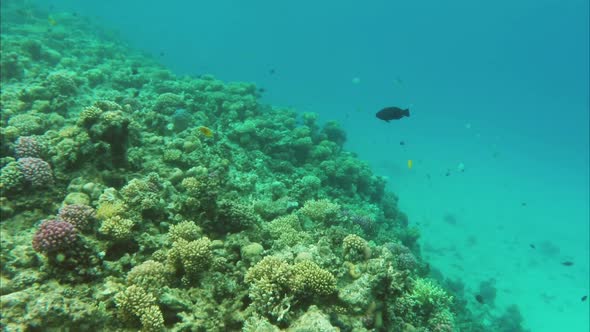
[9, 0, 590, 330]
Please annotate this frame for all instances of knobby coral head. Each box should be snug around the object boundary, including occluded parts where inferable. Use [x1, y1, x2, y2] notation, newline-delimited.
[32, 219, 78, 254]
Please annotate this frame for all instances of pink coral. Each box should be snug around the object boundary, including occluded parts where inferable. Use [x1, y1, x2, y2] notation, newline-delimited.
[14, 136, 42, 158]
[32, 220, 77, 253]
[17, 157, 53, 187]
[58, 204, 96, 231]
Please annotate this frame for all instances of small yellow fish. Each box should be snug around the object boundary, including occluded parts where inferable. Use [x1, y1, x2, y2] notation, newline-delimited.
[407, 159, 413, 169]
[48, 16, 57, 26]
[198, 126, 214, 138]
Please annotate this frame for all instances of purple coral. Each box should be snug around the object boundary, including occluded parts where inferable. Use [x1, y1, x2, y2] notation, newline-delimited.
[58, 204, 96, 231]
[385, 242, 418, 271]
[14, 136, 42, 158]
[32, 219, 77, 253]
[351, 214, 376, 235]
[17, 157, 53, 187]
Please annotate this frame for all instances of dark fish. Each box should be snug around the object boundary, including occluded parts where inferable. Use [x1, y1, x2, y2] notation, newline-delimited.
[529, 244, 536, 249]
[131, 68, 138, 75]
[475, 294, 484, 304]
[582, 295, 588, 302]
[269, 69, 275, 74]
[376, 107, 410, 122]
[133, 90, 140, 97]
[159, 51, 165, 57]
[521, 202, 527, 207]
[561, 261, 574, 266]
[400, 141, 405, 146]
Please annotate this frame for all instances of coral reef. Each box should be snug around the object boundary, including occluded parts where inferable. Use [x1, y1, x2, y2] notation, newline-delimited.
[0, 2, 528, 331]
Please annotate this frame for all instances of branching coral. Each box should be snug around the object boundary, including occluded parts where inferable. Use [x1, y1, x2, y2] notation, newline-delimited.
[115, 285, 165, 331]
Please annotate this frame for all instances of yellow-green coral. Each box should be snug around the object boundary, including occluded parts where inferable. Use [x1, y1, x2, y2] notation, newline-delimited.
[120, 178, 161, 211]
[299, 199, 340, 224]
[246, 256, 292, 285]
[168, 237, 212, 277]
[168, 220, 201, 243]
[265, 213, 304, 247]
[245, 256, 295, 321]
[96, 200, 127, 220]
[115, 285, 164, 331]
[99, 215, 135, 240]
[126, 260, 170, 294]
[343, 234, 371, 262]
[78, 106, 102, 126]
[410, 278, 453, 309]
[291, 260, 336, 296]
[0, 161, 24, 192]
[393, 278, 454, 330]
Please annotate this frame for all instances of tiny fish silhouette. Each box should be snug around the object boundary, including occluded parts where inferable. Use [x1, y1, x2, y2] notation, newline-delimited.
[376, 107, 410, 122]
[561, 261, 574, 266]
[475, 294, 484, 304]
[529, 244, 536, 249]
[582, 295, 588, 302]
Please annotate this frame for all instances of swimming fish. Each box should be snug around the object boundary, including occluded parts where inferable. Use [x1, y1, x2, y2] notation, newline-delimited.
[582, 295, 588, 302]
[198, 126, 214, 138]
[407, 159, 413, 169]
[529, 244, 536, 249]
[561, 261, 574, 266]
[475, 294, 484, 304]
[376, 107, 410, 122]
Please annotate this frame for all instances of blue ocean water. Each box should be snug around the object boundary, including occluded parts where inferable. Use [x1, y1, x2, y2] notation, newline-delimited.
[36, 0, 590, 330]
